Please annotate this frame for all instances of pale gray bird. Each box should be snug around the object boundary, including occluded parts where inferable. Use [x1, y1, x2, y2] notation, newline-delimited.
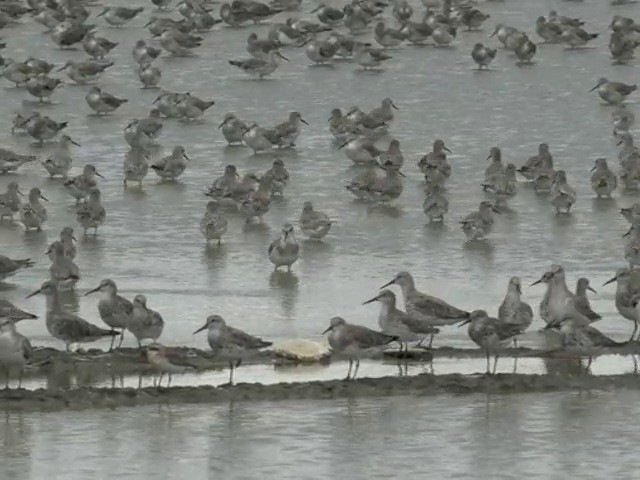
[0, 255, 34, 282]
[471, 42, 496, 69]
[459, 310, 520, 374]
[422, 182, 449, 222]
[603, 268, 640, 341]
[590, 78, 637, 105]
[590, 158, 617, 197]
[381, 271, 470, 326]
[460, 201, 499, 240]
[137, 63, 161, 88]
[20, 187, 48, 231]
[363, 289, 440, 350]
[514, 34, 536, 65]
[0, 181, 23, 221]
[228, 50, 289, 79]
[0, 148, 36, 175]
[322, 316, 397, 380]
[176, 93, 214, 121]
[76, 188, 106, 235]
[497, 277, 533, 348]
[218, 113, 248, 145]
[57, 59, 114, 84]
[25, 112, 68, 145]
[123, 148, 149, 187]
[0, 319, 32, 388]
[46, 240, 80, 290]
[86, 86, 128, 115]
[0, 299, 37, 322]
[64, 164, 103, 203]
[200, 201, 228, 245]
[98, 6, 144, 26]
[264, 159, 289, 195]
[151, 146, 190, 181]
[551, 170, 576, 214]
[574, 278, 601, 322]
[129, 294, 164, 347]
[299, 201, 332, 240]
[42, 135, 79, 178]
[27, 281, 119, 351]
[193, 314, 272, 384]
[85, 279, 134, 350]
[268, 223, 299, 271]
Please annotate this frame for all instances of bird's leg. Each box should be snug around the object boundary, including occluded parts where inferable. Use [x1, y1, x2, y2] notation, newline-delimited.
[66, 343, 71, 353]
[492, 355, 499, 375]
[631, 322, 639, 343]
[586, 356, 593, 371]
[4, 367, 9, 390]
[485, 352, 490, 375]
[108, 334, 115, 352]
[228, 362, 235, 385]
[117, 329, 125, 349]
[167, 374, 172, 388]
[158, 373, 164, 387]
[345, 359, 352, 381]
[353, 359, 360, 380]
[18, 368, 23, 389]
[428, 333, 435, 349]
[513, 338, 519, 349]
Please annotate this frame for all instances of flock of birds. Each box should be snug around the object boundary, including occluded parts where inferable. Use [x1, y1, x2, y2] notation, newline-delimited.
[0, 0, 639, 388]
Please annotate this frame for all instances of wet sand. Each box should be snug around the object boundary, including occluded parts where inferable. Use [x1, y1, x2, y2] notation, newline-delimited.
[3, 372, 640, 412]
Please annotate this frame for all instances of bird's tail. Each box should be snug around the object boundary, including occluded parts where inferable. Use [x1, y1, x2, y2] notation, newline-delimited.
[228, 60, 242, 67]
[15, 258, 35, 269]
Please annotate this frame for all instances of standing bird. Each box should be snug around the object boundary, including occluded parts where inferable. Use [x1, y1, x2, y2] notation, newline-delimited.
[151, 146, 190, 181]
[268, 223, 300, 271]
[228, 50, 289, 79]
[497, 277, 533, 348]
[551, 170, 576, 214]
[193, 314, 272, 385]
[590, 78, 637, 105]
[137, 63, 161, 89]
[76, 188, 106, 235]
[514, 34, 536, 65]
[123, 148, 149, 188]
[460, 310, 519, 374]
[86, 86, 128, 115]
[299, 201, 332, 240]
[85, 279, 134, 350]
[0, 181, 23, 221]
[200, 201, 228, 245]
[0, 319, 32, 388]
[144, 344, 195, 387]
[42, 135, 79, 178]
[219, 113, 248, 145]
[129, 294, 164, 347]
[471, 43, 496, 70]
[98, 6, 145, 27]
[20, 187, 48, 232]
[574, 278, 601, 322]
[423, 182, 449, 222]
[64, 164, 103, 203]
[460, 201, 500, 240]
[27, 281, 119, 351]
[264, 159, 289, 196]
[590, 158, 617, 198]
[322, 316, 397, 380]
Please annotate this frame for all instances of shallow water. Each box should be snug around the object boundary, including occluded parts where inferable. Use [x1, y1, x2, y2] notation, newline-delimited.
[1, 0, 640, 475]
[2, 392, 640, 479]
[1, 0, 637, 362]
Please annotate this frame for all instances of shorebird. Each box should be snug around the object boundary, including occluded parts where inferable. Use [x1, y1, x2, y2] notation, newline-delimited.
[0, 255, 34, 282]
[590, 158, 618, 197]
[299, 201, 332, 240]
[312, 4, 344, 26]
[151, 146, 190, 181]
[200, 201, 228, 245]
[536, 16, 562, 43]
[86, 86, 128, 115]
[123, 148, 149, 187]
[25, 112, 68, 145]
[76, 188, 106, 235]
[176, 93, 214, 121]
[590, 78, 637, 105]
[57, 59, 113, 84]
[51, 226, 76, 260]
[551, 170, 577, 214]
[268, 223, 299, 271]
[0, 319, 32, 388]
[374, 21, 406, 49]
[64, 164, 103, 204]
[20, 187, 48, 231]
[604, 268, 640, 341]
[517, 143, 553, 181]
[363, 289, 440, 350]
[98, 6, 144, 27]
[193, 314, 272, 385]
[46, 240, 80, 290]
[42, 135, 79, 178]
[243, 124, 275, 153]
[381, 271, 470, 329]
[460, 201, 500, 240]
[460, 310, 519, 374]
[268, 112, 308, 148]
[0, 181, 23, 221]
[218, 113, 248, 145]
[514, 34, 536, 65]
[560, 26, 598, 49]
[25, 75, 63, 103]
[137, 63, 161, 89]
[83, 33, 118, 59]
[497, 277, 533, 348]
[264, 159, 289, 196]
[85, 279, 133, 350]
[144, 344, 195, 387]
[574, 278, 601, 322]
[228, 50, 289, 79]
[206, 165, 240, 201]
[353, 41, 392, 70]
[0, 299, 37, 322]
[323, 316, 397, 380]
[423, 182, 449, 222]
[129, 294, 164, 347]
[132, 40, 162, 65]
[0, 148, 36, 175]
[27, 281, 119, 351]
[471, 43, 496, 69]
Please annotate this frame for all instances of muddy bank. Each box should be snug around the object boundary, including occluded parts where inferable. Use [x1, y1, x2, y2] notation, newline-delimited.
[2, 373, 640, 412]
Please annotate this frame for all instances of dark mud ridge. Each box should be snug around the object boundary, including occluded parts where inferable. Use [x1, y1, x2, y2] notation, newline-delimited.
[2, 373, 640, 412]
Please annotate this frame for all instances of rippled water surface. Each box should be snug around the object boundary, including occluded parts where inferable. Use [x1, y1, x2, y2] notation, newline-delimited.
[2, 0, 640, 475]
[3, 392, 640, 479]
